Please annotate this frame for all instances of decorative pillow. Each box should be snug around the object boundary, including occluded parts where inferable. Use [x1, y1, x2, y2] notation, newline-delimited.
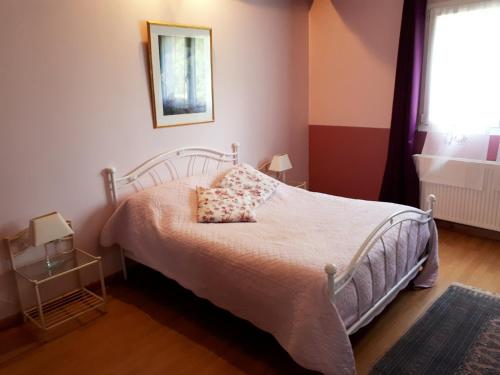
[196, 187, 257, 223]
[217, 164, 279, 206]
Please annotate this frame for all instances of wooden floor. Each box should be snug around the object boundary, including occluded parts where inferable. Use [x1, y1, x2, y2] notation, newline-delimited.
[0, 228, 499, 375]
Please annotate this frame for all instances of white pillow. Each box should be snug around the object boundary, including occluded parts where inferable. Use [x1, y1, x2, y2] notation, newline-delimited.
[196, 187, 257, 223]
[217, 164, 279, 206]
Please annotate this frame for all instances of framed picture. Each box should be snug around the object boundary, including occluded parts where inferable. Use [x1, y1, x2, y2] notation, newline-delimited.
[147, 22, 214, 128]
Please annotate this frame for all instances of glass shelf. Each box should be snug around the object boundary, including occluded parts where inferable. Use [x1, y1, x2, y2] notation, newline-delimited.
[287, 180, 308, 190]
[15, 248, 99, 284]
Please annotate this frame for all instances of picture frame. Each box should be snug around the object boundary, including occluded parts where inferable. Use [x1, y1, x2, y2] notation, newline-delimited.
[147, 22, 214, 128]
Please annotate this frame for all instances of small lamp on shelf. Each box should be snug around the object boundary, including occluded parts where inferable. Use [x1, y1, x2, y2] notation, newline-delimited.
[30, 212, 74, 270]
[269, 153, 292, 183]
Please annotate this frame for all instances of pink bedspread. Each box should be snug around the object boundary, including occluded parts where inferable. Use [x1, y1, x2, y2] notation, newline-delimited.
[101, 174, 438, 375]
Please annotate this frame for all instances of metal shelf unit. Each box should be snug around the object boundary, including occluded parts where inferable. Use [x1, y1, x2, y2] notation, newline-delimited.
[24, 287, 104, 330]
[4, 226, 107, 337]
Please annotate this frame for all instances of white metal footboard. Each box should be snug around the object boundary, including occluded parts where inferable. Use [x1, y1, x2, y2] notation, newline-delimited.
[325, 194, 437, 335]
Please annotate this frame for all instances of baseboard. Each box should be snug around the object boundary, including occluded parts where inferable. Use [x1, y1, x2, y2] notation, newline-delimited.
[0, 270, 124, 332]
[87, 269, 124, 291]
[436, 219, 500, 241]
[0, 313, 23, 332]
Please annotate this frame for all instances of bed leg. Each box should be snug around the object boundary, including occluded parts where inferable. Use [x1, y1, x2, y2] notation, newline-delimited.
[427, 194, 436, 216]
[119, 247, 128, 280]
[325, 263, 337, 303]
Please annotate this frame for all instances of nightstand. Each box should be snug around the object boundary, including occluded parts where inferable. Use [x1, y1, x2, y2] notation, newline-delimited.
[257, 161, 307, 190]
[4, 225, 107, 339]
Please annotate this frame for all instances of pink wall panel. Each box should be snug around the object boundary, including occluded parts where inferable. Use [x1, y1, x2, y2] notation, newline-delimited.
[309, 125, 390, 200]
[487, 136, 500, 161]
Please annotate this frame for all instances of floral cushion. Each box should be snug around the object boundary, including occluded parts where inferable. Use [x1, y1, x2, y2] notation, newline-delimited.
[196, 187, 257, 223]
[217, 164, 279, 206]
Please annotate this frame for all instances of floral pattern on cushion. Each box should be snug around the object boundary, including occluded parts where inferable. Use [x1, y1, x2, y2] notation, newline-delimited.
[217, 164, 280, 206]
[196, 187, 257, 223]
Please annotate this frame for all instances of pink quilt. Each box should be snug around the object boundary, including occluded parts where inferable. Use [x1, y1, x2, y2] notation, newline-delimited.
[100, 173, 438, 375]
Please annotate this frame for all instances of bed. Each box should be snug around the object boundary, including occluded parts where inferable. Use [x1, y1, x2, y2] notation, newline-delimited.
[100, 143, 438, 375]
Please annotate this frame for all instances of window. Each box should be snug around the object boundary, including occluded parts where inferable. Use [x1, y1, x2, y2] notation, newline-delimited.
[420, 0, 500, 136]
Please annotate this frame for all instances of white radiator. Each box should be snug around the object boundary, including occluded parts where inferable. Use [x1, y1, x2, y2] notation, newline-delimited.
[415, 155, 500, 231]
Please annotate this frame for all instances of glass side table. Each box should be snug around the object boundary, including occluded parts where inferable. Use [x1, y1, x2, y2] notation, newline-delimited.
[4, 225, 107, 339]
[257, 163, 308, 190]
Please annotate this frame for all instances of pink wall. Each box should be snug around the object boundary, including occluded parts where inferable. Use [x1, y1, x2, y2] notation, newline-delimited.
[308, 0, 404, 197]
[309, 0, 403, 129]
[0, 0, 309, 319]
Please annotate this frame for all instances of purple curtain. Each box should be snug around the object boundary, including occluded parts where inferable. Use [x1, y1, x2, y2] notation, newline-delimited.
[379, 0, 427, 207]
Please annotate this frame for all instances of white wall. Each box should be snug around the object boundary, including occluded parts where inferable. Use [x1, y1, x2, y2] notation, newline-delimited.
[0, 0, 309, 319]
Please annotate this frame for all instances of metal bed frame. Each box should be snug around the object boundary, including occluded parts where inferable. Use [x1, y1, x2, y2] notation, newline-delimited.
[104, 142, 437, 335]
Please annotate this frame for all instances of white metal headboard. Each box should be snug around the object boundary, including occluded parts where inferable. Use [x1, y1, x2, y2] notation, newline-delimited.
[104, 143, 240, 207]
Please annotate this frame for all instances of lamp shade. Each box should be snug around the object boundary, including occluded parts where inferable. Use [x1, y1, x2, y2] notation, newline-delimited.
[269, 153, 292, 172]
[30, 212, 74, 246]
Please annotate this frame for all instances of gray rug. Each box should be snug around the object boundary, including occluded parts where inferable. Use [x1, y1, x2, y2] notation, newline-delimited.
[370, 284, 500, 375]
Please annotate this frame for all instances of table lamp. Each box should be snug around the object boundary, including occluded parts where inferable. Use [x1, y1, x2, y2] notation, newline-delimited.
[269, 153, 292, 182]
[30, 212, 74, 269]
